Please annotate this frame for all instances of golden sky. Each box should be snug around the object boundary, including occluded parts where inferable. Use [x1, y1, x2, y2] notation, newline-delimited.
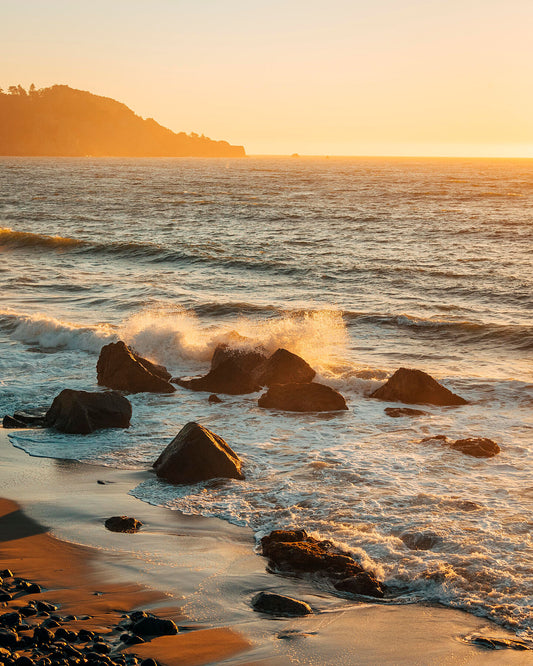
[2, 0, 532, 156]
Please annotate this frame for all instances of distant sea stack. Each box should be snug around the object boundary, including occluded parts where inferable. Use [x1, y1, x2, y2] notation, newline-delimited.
[0, 84, 246, 157]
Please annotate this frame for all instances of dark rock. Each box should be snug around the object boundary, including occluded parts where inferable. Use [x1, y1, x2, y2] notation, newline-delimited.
[384, 407, 428, 418]
[0, 611, 21, 627]
[45, 389, 132, 434]
[41, 618, 60, 629]
[14, 657, 34, 666]
[26, 583, 41, 594]
[129, 611, 148, 623]
[104, 516, 142, 533]
[261, 530, 364, 577]
[91, 642, 110, 654]
[470, 636, 529, 650]
[210, 341, 267, 375]
[258, 382, 348, 412]
[252, 349, 316, 387]
[120, 633, 144, 645]
[77, 629, 95, 642]
[140, 660, 158, 666]
[13, 408, 48, 426]
[97, 341, 175, 394]
[3, 415, 28, 428]
[0, 570, 13, 578]
[371, 368, 467, 406]
[0, 591, 12, 602]
[0, 627, 19, 647]
[251, 591, 312, 616]
[400, 531, 442, 551]
[131, 616, 178, 637]
[208, 394, 222, 404]
[153, 422, 244, 484]
[450, 437, 500, 458]
[19, 606, 38, 618]
[175, 357, 260, 395]
[333, 572, 385, 598]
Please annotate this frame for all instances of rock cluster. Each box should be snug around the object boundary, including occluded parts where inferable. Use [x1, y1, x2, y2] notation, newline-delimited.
[0, 570, 170, 665]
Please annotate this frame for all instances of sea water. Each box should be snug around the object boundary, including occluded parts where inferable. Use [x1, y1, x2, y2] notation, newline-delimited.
[0, 156, 531, 636]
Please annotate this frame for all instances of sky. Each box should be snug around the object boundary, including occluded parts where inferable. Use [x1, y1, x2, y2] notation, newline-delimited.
[1, 0, 533, 156]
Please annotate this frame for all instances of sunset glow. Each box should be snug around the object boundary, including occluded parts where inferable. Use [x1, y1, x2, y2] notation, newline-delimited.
[1, 0, 532, 157]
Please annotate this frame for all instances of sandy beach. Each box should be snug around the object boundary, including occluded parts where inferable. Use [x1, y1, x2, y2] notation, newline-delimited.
[0, 428, 529, 665]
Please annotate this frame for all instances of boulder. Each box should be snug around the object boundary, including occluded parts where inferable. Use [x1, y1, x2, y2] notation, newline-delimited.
[450, 437, 500, 458]
[371, 368, 467, 406]
[2, 415, 27, 428]
[44, 389, 132, 434]
[175, 357, 261, 395]
[153, 422, 244, 484]
[252, 349, 316, 387]
[13, 408, 48, 425]
[251, 591, 312, 616]
[97, 341, 175, 393]
[333, 572, 385, 598]
[258, 382, 348, 412]
[384, 407, 428, 418]
[210, 342, 267, 374]
[104, 516, 142, 533]
[131, 616, 178, 637]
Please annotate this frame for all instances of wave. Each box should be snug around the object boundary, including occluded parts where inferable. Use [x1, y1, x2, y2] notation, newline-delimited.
[0, 310, 116, 353]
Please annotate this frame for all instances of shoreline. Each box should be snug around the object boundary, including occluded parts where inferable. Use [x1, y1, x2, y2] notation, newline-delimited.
[1, 429, 530, 665]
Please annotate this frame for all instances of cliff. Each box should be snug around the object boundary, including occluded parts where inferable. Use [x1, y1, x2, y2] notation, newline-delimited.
[0, 85, 245, 157]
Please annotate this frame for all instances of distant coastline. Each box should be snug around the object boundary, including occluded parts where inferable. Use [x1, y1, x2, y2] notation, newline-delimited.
[0, 84, 245, 157]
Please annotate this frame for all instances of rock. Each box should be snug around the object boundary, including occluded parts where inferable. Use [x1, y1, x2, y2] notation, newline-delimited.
[44, 389, 132, 434]
[261, 530, 364, 578]
[252, 349, 316, 387]
[450, 437, 500, 458]
[251, 591, 312, 616]
[104, 516, 142, 533]
[0, 592, 12, 602]
[13, 408, 48, 425]
[33, 626, 53, 645]
[421, 435, 500, 458]
[121, 633, 145, 645]
[175, 357, 260, 395]
[153, 422, 244, 484]
[470, 636, 530, 650]
[400, 530, 442, 550]
[140, 659, 159, 666]
[131, 616, 178, 637]
[97, 341, 175, 394]
[333, 572, 385, 598]
[210, 342, 267, 375]
[371, 368, 467, 406]
[0, 627, 19, 648]
[258, 382, 348, 412]
[0, 612, 21, 627]
[384, 407, 428, 418]
[3, 415, 28, 428]
[208, 394, 222, 404]
[26, 583, 41, 594]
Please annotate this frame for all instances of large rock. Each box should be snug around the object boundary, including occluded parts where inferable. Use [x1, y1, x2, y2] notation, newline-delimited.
[450, 437, 500, 458]
[175, 357, 261, 395]
[153, 422, 244, 484]
[371, 368, 467, 406]
[251, 591, 312, 616]
[252, 349, 316, 387]
[210, 341, 267, 374]
[131, 616, 178, 637]
[45, 389, 132, 434]
[97, 341, 175, 393]
[258, 382, 348, 412]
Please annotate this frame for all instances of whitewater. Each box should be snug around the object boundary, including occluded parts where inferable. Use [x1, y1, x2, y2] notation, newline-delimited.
[0, 156, 532, 637]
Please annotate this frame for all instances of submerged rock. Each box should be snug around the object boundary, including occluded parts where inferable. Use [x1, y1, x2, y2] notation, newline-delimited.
[258, 382, 348, 412]
[384, 407, 428, 418]
[333, 573, 385, 598]
[97, 340, 175, 393]
[371, 368, 467, 406]
[45, 389, 132, 434]
[104, 516, 142, 533]
[469, 636, 530, 650]
[153, 422, 244, 484]
[251, 591, 312, 616]
[421, 435, 500, 458]
[252, 348, 316, 387]
[400, 530, 442, 551]
[208, 394, 223, 403]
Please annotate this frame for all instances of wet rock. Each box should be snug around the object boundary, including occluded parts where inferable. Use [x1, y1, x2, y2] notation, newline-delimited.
[258, 382, 348, 412]
[26, 583, 41, 594]
[45, 389, 132, 434]
[400, 530, 442, 551]
[333, 572, 385, 598]
[371, 368, 467, 406]
[104, 516, 143, 533]
[97, 341, 175, 394]
[131, 616, 178, 637]
[450, 437, 500, 458]
[120, 633, 145, 645]
[252, 349, 316, 387]
[0, 591, 12, 602]
[384, 407, 428, 418]
[175, 357, 260, 395]
[261, 529, 364, 577]
[13, 408, 48, 426]
[3, 415, 28, 428]
[14, 656, 33, 666]
[0, 570, 13, 578]
[0, 611, 21, 627]
[470, 636, 530, 650]
[0, 627, 19, 647]
[208, 394, 222, 404]
[33, 626, 53, 645]
[251, 591, 312, 616]
[153, 422, 244, 484]
[210, 342, 267, 375]
[140, 659, 159, 666]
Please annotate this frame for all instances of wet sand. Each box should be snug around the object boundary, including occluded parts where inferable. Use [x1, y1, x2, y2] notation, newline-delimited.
[0, 429, 529, 665]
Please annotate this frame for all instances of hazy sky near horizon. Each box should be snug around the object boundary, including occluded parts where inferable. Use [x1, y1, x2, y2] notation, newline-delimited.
[2, 0, 532, 156]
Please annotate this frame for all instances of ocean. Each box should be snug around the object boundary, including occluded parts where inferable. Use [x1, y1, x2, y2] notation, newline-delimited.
[0, 156, 532, 636]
